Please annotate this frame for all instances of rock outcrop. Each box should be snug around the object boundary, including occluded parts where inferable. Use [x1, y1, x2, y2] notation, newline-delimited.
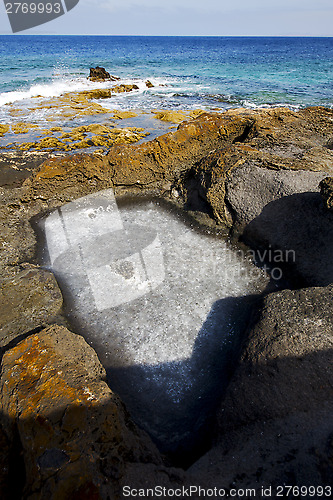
[187, 285, 333, 491]
[320, 176, 333, 210]
[111, 84, 139, 93]
[89, 67, 119, 82]
[0, 325, 178, 499]
[225, 165, 333, 286]
[1, 106, 333, 496]
[0, 266, 63, 349]
[22, 107, 333, 203]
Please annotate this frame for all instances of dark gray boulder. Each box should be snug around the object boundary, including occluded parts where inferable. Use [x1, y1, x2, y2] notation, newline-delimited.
[187, 285, 333, 491]
[0, 266, 63, 349]
[226, 165, 333, 286]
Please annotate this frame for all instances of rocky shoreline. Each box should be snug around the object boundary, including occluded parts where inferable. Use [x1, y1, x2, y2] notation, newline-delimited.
[0, 106, 333, 498]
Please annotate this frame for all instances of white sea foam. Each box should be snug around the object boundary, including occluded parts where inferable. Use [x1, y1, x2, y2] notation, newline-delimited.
[0, 76, 160, 107]
[241, 99, 301, 111]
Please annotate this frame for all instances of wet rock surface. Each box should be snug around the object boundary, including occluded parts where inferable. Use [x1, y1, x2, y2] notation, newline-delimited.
[40, 192, 267, 462]
[0, 106, 333, 496]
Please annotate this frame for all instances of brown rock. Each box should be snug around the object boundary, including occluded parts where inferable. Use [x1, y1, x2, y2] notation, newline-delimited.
[225, 164, 333, 286]
[320, 176, 333, 210]
[145, 80, 154, 88]
[0, 325, 162, 499]
[0, 188, 41, 280]
[89, 67, 119, 82]
[0, 266, 63, 348]
[111, 84, 139, 93]
[0, 425, 10, 500]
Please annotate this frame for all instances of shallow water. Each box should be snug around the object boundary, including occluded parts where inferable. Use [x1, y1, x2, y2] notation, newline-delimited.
[41, 190, 268, 457]
[1, 36, 332, 126]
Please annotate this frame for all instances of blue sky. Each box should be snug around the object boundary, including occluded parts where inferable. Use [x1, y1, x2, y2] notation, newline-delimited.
[0, 0, 332, 35]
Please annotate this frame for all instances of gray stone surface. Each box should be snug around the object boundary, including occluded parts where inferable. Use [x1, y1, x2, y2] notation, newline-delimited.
[187, 285, 333, 493]
[0, 266, 63, 348]
[226, 165, 333, 285]
[227, 164, 328, 227]
[320, 176, 333, 210]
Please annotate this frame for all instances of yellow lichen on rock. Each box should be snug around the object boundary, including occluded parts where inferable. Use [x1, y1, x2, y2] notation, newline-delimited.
[11, 122, 38, 134]
[152, 109, 205, 124]
[111, 110, 138, 120]
[0, 124, 9, 136]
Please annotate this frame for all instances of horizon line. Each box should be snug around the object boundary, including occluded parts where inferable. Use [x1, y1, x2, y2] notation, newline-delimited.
[0, 33, 333, 37]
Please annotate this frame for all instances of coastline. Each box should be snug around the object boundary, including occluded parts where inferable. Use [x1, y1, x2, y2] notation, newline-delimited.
[0, 104, 333, 496]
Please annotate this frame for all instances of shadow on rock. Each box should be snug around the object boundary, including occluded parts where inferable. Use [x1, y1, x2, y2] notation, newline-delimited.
[242, 192, 333, 286]
[103, 294, 261, 467]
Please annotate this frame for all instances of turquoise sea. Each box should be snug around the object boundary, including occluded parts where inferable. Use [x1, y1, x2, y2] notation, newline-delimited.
[0, 35, 332, 122]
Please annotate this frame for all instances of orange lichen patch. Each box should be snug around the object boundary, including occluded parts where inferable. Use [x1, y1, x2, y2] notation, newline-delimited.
[32, 154, 109, 189]
[34, 157, 81, 180]
[15, 124, 148, 152]
[2, 334, 98, 423]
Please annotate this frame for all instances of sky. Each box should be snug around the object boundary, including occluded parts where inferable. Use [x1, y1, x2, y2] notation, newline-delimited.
[0, 0, 332, 36]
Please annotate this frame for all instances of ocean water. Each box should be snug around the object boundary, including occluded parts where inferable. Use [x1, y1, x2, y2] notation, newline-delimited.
[0, 35, 332, 121]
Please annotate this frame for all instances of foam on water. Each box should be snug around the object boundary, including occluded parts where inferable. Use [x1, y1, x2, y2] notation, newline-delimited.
[41, 190, 268, 456]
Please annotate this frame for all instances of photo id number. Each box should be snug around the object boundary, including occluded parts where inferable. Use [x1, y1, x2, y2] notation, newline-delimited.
[5, 3, 62, 15]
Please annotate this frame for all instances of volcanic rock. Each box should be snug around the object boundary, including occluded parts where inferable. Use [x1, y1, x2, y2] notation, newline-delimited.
[187, 285, 333, 490]
[320, 176, 333, 210]
[0, 325, 166, 499]
[225, 164, 333, 286]
[111, 84, 139, 93]
[89, 67, 120, 82]
[0, 266, 63, 349]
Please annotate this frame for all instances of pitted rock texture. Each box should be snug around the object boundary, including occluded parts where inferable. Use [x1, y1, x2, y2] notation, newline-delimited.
[1, 106, 333, 495]
[0, 325, 168, 499]
[187, 285, 333, 492]
[225, 165, 333, 286]
[0, 266, 63, 348]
